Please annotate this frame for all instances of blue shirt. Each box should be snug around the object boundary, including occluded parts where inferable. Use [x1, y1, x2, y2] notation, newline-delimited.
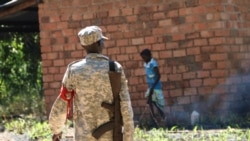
[144, 58, 162, 89]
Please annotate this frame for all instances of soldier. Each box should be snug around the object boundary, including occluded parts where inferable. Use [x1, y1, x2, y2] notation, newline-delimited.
[49, 25, 134, 141]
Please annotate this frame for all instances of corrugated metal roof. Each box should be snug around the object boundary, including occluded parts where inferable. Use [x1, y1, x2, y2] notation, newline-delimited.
[0, 0, 40, 32]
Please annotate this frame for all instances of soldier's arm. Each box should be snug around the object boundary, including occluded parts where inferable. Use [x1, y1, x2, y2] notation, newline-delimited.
[49, 65, 75, 135]
[49, 95, 67, 135]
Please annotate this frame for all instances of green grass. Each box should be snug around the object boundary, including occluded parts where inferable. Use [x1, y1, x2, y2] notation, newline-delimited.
[3, 118, 250, 141]
[134, 126, 250, 141]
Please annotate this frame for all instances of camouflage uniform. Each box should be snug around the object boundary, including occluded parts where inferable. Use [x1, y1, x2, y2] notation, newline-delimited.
[49, 53, 134, 141]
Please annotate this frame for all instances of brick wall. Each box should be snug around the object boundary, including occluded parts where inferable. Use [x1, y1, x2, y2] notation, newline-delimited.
[39, 0, 250, 122]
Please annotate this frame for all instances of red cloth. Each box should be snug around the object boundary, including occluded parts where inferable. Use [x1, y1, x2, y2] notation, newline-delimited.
[59, 86, 75, 119]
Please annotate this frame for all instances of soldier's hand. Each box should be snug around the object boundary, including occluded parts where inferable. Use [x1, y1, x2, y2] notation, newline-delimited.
[52, 132, 62, 141]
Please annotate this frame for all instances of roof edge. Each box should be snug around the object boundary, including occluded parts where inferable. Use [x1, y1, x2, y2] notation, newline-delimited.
[0, 0, 37, 18]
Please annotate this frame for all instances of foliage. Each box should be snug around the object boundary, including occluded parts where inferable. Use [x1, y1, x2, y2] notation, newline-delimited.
[4, 118, 74, 140]
[4, 118, 52, 140]
[4, 117, 250, 141]
[133, 126, 250, 141]
[0, 32, 43, 118]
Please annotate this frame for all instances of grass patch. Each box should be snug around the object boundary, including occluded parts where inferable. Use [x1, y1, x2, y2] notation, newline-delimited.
[2, 118, 250, 141]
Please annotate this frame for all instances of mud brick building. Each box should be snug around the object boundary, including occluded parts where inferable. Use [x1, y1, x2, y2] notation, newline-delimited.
[1, 0, 250, 124]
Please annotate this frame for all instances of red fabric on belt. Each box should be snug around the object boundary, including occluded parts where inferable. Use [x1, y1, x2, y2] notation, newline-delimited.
[59, 86, 75, 118]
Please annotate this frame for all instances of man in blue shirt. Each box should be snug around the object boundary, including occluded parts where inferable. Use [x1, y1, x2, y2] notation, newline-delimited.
[140, 49, 165, 126]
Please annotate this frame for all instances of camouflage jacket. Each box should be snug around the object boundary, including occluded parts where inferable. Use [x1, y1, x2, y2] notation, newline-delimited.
[49, 53, 134, 141]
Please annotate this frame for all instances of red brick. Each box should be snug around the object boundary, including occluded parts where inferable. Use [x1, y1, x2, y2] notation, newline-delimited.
[190, 79, 202, 87]
[202, 62, 216, 69]
[44, 89, 56, 96]
[53, 59, 65, 66]
[73, 0, 91, 6]
[152, 27, 167, 35]
[235, 38, 243, 44]
[121, 8, 133, 16]
[207, 21, 225, 29]
[71, 50, 83, 58]
[110, 47, 121, 55]
[195, 54, 209, 62]
[184, 88, 197, 96]
[169, 89, 183, 97]
[145, 36, 156, 44]
[47, 52, 58, 59]
[198, 87, 213, 95]
[107, 25, 118, 32]
[117, 39, 129, 46]
[192, 6, 206, 14]
[209, 37, 226, 45]
[134, 68, 145, 77]
[186, 15, 201, 23]
[215, 30, 230, 37]
[166, 42, 179, 49]
[116, 54, 129, 61]
[152, 43, 166, 51]
[148, 0, 162, 4]
[177, 96, 190, 104]
[199, 0, 210, 5]
[40, 39, 51, 46]
[194, 23, 207, 30]
[62, 29, 74, 36]
[172, 34, 185, 41]
[201, 30, 214, 38]
[83, 12, 94, 19]
[131, 38, 144, 45]
[173, 65, 188, 73]
[179, 40, 194, 48]
[49, 82, 61, 89]
[203, 78, 218, 86]
[159, 50, 172, 58]
[113, 0, 126, 8]
[138, 45, 151, 52]
[126, 15, 138, 23]
[179, 24, 193, 33]
[153, 12, 165, 20]
[40, 31, 50, 38]
[179, 7, 192, 16]
[42, 60, 52, 67]
[128, 76, 140, 85]
[43, 74, 54, 82]
[166, 10, 179, 18]
[187, 47, 200, 55]
[183, 72, 196, 79]
[72, 13, 82, 21]
[206, 5, 224, 13]
[173, 49, 186, 57]
[169, 26, 179, 33]
[159, 19, 172, 26]
[168, 74, 182, 81]
[134, 6, 157, 14]
[41, 23, 58, 31]
[211, 70, 228, 77]
[210, 53, 228, 61]
[101, 3, 113, 10]
[59, 13, 72, 21]
[194, 39, 208, 46]
[109, 32, 123, 40]
[217, 61, 231, 69]
[197, 70, 210, 78]
[186, 32, 200, 39]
